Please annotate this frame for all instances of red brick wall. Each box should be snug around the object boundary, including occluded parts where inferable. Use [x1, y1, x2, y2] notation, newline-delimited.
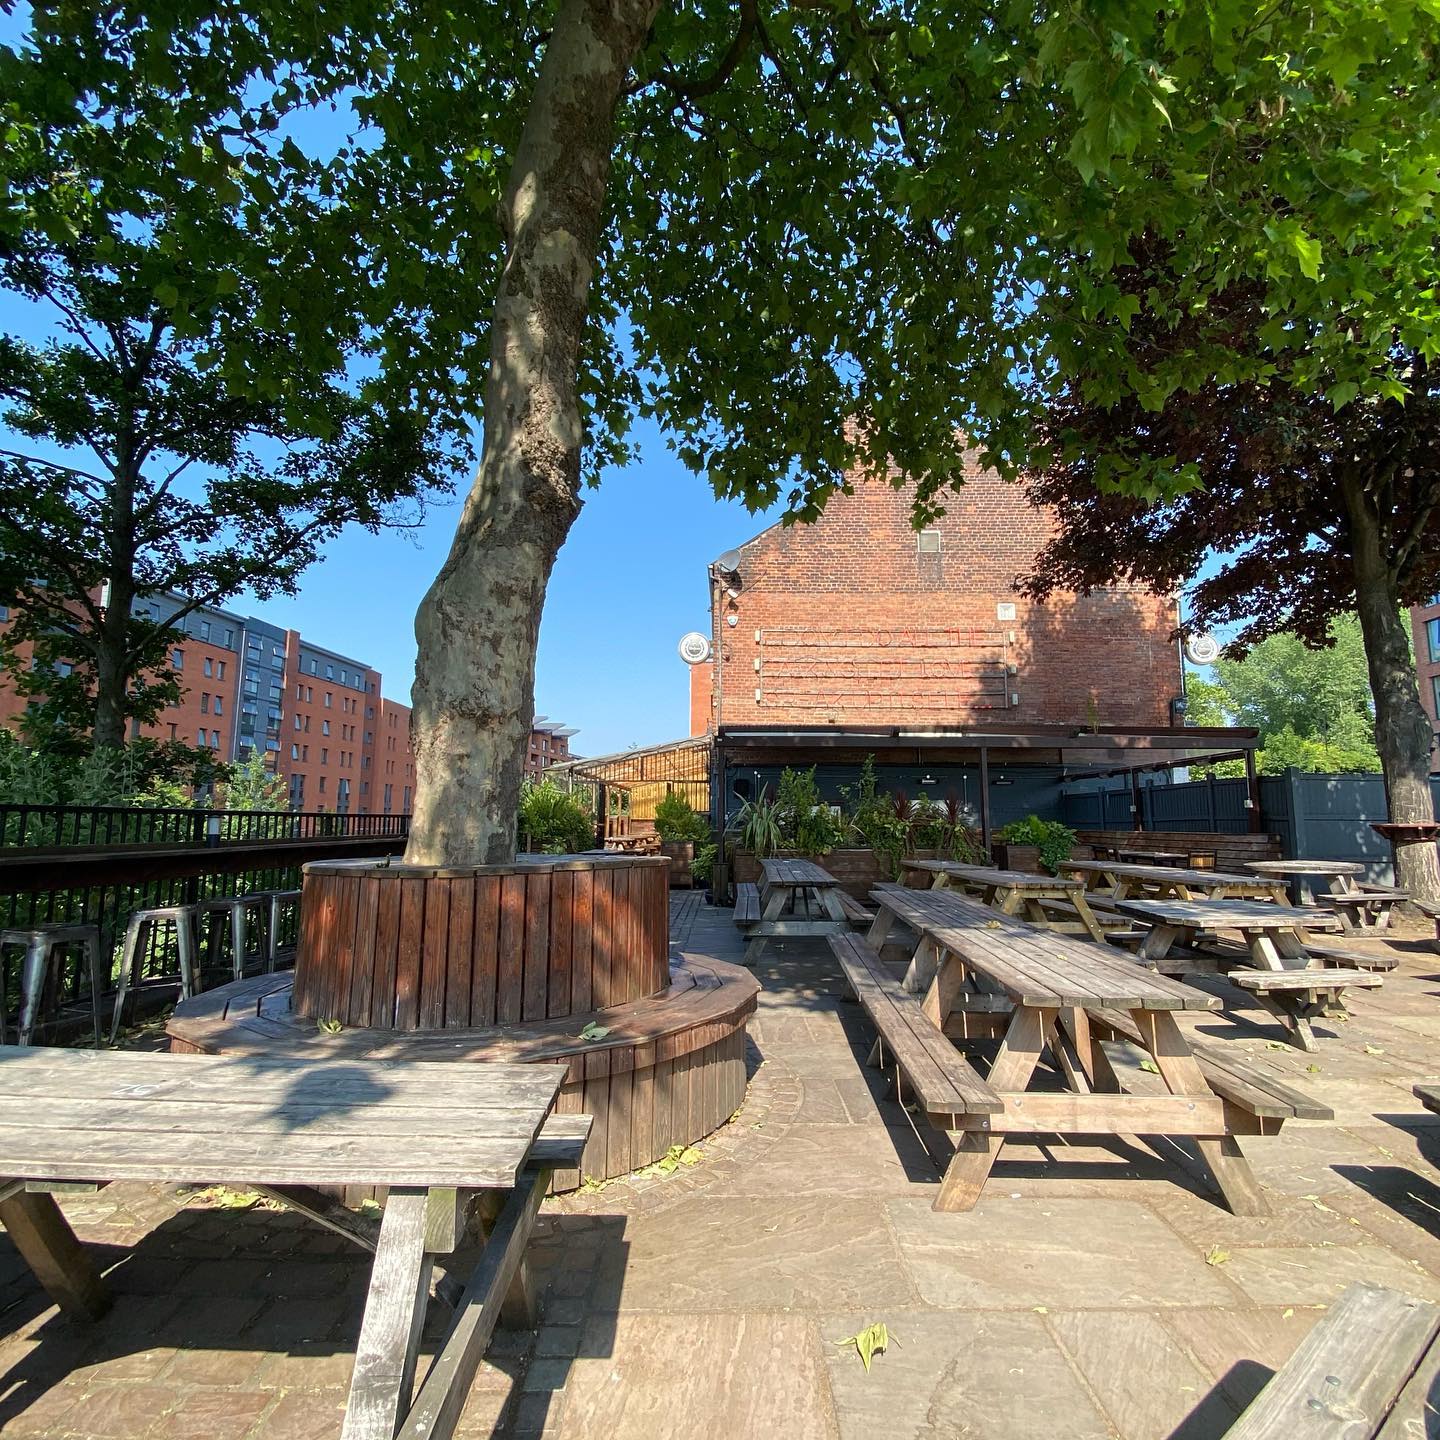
[377, 698, 416, 812]
[688, 665, 712, 737]
[704, 463, 1180, 730]
[1411, 606, 1440, 772]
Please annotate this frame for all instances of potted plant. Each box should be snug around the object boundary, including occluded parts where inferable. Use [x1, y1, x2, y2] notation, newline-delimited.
[994, 815, 1077, 874]
[653, 790, 711, 888]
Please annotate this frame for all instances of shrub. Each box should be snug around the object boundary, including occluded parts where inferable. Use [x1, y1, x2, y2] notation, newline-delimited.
[996, 814, 1077, 874]
[736, 792, 783, 857]
[519, 778, 595, 854]
[653, 790, 710, 843]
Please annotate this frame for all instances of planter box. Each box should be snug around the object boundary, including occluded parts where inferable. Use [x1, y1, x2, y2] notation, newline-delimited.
[990, 843, 1043, 873]
[659, 840, 695, 889]
[730, 847, 950, 901]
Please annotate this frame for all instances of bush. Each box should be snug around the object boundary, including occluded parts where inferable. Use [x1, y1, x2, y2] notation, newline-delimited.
[736, 792, 783, 857]
[996, 814, 1077, 874]
[653, 790, 710, 843]
[519, 778, 595, 854]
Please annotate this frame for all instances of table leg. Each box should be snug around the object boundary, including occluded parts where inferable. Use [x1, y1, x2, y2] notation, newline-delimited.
[922, 951, 967, 1029]
[865, 906, 896, 951]
[745, 884, 791, 965]
[342, 1188, 434, 1440]
[1069, 892, 1106, 943]
[818, 888, 848, 923]
[1136, 924, 1182, 965]
[994, 887, 1024, 917]
[902, 936, 941, 994]
[935, 1006, 1051, 1212]
[1133, 1010, 1268, 1215]
[0, 1188, 110, 1320]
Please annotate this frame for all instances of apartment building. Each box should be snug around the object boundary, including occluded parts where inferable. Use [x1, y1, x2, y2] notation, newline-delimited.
[1409, 599, 1440, 773]
[526, 717, 577, 778]
[0, 595, 417, 813]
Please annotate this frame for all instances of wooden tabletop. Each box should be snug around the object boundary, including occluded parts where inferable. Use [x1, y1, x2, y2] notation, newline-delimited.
[760, 857, 839, 887]
[1115, 897, 1343, 932]
[1245, 860, 1366, 877]
[1062, 860, 1263, 887]
[936, 864, 1083, 890]
[0, 1046, 562, 1189]
[871, 884, 1216, 1011]
[1114, 848, 1188, 863]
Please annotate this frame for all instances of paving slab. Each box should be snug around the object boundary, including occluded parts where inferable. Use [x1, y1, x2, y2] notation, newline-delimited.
[1160, 1306, 1326, 1414]
[1220, 1241, 1440, 1305]
[557, 1312, 834, 1440]
[698, 1122, 940, 1197]
[1048, 1309, 1237, 1440]
[596, 1194, 918, 1313]
[888, 1196, 1243, 1310]
[819, 1309, 1111, 1440]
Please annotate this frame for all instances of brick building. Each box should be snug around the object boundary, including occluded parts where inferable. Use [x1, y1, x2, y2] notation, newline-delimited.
[1409, 599, 1440, 772]
[0, 594, 418, 814]
[689, 458, 1217, 844]
[526, 718, 578, 778]
[692, 460, 1182, 735]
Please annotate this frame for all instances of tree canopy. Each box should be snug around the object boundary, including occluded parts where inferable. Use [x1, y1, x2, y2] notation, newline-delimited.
[1187, 618, 1384, 775]
[6, 0, 1439, 862]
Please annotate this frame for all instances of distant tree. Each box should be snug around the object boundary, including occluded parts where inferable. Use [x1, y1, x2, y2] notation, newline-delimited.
[220, 754, 290, 813]
[1023, 290, 1440, 895]
[0, 25, 465, 751]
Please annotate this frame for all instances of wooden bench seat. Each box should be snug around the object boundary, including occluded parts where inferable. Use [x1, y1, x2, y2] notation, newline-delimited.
[1228, 967, 1383, 993]
[1224, 1283, 1440, 1439]
[832, 890, 874, 926]
[1087, 1007, 1332, 1123]
[1303, 939, 1399, 972]
[733, 882, 760, 928]
[828, 932, 1002, 1125]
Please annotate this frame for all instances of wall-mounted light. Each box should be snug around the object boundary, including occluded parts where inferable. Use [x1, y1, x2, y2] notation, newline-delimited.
[993, 774, 1014, 787]
[919, 773, 936, 786]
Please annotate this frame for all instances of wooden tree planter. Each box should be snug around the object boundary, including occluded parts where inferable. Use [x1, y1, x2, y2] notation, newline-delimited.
[169, 853, 757, 1190]
[294, 854, 671, 1029]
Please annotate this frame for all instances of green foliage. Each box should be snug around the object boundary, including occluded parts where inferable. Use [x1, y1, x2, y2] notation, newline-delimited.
[691, 840, 717, 887]
[736, 793, 784, 859]
[0, 730, 223, 811]
[996, 815, 1077, 874]
[518, 779, 595, 855]
[221, 754, 290, 813]
[1188, 616, 1382, 776]
[653, 790, 710, 843]
[774, 767, 845, 856]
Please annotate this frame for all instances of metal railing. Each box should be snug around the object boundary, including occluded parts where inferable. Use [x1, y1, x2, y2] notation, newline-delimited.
[0, 804, 411, 851]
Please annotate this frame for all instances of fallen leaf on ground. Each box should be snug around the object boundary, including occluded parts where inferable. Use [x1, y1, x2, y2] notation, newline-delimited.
[836, 1322, 892, 1372]
[1204, 1246, 1230, 1267]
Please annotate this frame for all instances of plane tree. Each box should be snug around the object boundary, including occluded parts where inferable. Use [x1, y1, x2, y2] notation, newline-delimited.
[7, 0, 1437, 863]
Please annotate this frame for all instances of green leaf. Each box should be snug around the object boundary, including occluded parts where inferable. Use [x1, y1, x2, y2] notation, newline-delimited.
[1325, 381, 1359, 411]
[579, 1022, 611, 1043]
[318, 1017, 344, 1033]
[836, 1322, 892, 1371]
[153, 281, 180, 308]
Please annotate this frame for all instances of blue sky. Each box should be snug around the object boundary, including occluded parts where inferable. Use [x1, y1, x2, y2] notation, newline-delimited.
[236, 445, 785, 757]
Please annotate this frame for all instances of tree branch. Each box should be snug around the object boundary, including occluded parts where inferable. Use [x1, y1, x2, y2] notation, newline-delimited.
[640, 0, 756, 100]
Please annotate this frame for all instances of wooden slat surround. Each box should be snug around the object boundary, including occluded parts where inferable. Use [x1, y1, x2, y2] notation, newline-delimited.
[169, 955, 758, 1190]
[294, 855, 671, 1031]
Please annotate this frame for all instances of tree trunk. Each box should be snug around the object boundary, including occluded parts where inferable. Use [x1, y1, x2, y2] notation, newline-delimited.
[1342, 474, 1440, 901]
[93, 462, 138, 751]
[404, 0, 661, 867]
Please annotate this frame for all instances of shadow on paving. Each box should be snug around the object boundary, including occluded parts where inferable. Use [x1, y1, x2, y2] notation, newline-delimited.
[0, 1199, 630, 1437]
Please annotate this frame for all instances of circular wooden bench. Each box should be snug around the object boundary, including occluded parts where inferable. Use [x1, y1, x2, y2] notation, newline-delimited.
[168, 955, 759, 1189]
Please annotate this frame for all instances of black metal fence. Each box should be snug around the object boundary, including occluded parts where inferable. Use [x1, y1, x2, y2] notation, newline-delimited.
[0, 804, 410, 850]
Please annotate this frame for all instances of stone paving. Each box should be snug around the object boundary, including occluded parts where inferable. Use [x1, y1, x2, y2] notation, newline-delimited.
[4, 896, 1440, 1438]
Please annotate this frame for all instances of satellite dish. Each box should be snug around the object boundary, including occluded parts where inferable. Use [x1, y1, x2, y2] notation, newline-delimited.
[1184, 633, 1222, 666]
[713, 548, 743, 575]
[678, 632, 712, 665]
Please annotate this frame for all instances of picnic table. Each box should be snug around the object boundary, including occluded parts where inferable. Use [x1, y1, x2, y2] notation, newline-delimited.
[845, 885, 1328, 1214]
[900, 860, 1106, 942]
[1223, 1283, 1440, 1439]
[0, 1046, 589, 1440]
[1059, 859, 1286, 903]
[1114, 897, 1381, 1050]
[1113, 846, 1190, 866]
[737, 857, 860, 963]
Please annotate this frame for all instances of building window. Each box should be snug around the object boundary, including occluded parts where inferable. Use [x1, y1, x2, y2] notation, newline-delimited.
[199, 620, 211, 641]
[223, 627, 235, 648]
[211, 729, 220, 748]
[917, 529, 941, 554]
[324, 692, 332, 708]
[203, 657, 213, 678]
[197, 729, 206, 746]
[200, 693, 210, 714]
[322, 720, 330, 736]
[1429, 618, 1440, 663]
[294, 715, 302, 730]
[318, 776, 326, 793]
[291, 744, 300, 760]
[172, 649, 183, 669]
[217, 660, 226, 680]
[321, 748, 329, 763]
[213, 696, 222, 715]
[1433, 674, 1440, 718]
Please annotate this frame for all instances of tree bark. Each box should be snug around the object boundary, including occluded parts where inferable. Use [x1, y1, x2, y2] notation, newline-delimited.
[1341, 473, 1440, 901]
[93, 460, 138, 750]
[404, 0, 662, 866]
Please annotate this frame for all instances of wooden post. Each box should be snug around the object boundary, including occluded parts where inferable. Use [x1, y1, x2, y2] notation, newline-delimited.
[1245, 750, 1263, 834]
[978, 748, 992, 855]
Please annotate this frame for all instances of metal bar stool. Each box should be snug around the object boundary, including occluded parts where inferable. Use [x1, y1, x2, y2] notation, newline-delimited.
[197, 888, 302, 979]
[0, 924, 104, 1047]
[109, 906, 200, 1045]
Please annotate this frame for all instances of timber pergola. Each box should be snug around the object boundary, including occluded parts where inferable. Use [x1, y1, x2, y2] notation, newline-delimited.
[716, 722, 1263, 850]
